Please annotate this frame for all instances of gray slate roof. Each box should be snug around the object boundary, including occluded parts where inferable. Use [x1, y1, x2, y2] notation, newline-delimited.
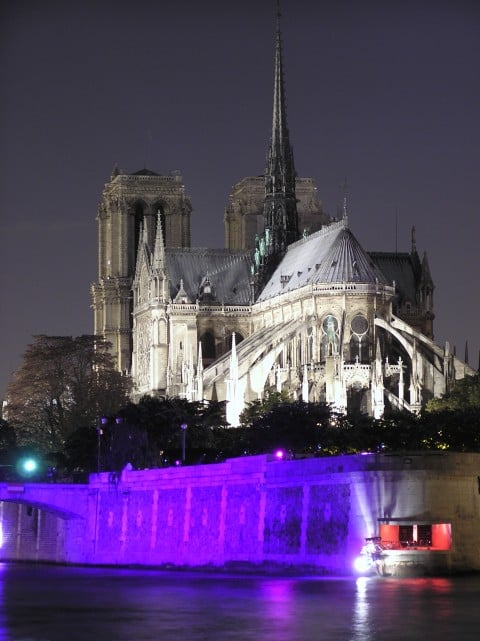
[166, 248, 253, 305]
[369, 252, 420, 305]
[161, 222, 418, 308]
[257, 219, 389, 302]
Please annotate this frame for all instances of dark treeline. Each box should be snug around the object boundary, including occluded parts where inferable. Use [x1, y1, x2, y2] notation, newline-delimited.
[65, 388, 480, 475]
[2, 375, 480, 480]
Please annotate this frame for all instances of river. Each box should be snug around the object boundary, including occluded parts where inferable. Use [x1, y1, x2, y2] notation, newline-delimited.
[1, 563, 479, 640]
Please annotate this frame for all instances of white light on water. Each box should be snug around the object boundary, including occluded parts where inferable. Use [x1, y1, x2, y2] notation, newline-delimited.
[353, 555, 371, 574]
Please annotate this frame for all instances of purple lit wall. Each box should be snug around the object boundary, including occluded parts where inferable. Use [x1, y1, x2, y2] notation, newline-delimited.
[0, 453, 479, 575]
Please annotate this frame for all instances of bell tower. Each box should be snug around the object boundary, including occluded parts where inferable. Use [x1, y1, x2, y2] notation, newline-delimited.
[91, 167, 191, 373]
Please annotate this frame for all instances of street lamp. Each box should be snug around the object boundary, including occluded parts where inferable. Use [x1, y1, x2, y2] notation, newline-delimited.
[180, 423, 188, 463]
[17, 457, 39, 478]
[98, 417, 108, 473]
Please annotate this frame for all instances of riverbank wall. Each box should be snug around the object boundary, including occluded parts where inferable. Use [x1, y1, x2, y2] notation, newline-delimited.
[1, 452, 479, 575]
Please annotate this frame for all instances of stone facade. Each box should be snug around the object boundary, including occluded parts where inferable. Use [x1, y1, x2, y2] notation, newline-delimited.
[91, 168, 191, 373]
[1, 452, 480, 576]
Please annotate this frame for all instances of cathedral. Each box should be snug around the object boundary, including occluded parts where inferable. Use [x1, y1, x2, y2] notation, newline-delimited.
[91, 12, 474, 425]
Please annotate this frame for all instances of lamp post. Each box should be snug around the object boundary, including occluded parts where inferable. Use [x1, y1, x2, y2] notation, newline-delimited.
[180, 423, 188, 463]
[98, 417, 108, 473]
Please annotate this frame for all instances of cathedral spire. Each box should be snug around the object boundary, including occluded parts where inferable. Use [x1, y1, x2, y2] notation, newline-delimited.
[270, 3, 289, 167]
[153, 211, 166, 271]
[253, 1, 299, 297]
[263, 0, 299, 258]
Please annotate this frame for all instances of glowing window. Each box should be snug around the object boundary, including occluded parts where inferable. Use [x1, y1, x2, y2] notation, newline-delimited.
[379, 523, 452, 550]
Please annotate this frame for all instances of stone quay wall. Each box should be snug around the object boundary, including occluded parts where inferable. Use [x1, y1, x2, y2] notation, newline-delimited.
[1, 452, 479, 575]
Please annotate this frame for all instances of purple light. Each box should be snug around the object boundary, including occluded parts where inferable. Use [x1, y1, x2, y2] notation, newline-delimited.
[274, 449, 285, 460]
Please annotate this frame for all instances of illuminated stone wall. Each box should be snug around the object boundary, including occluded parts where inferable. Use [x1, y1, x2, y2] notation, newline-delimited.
[1, 452, 480, 575]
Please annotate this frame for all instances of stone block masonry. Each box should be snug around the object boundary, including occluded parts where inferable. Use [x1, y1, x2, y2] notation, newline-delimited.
[1, 452, 480, 575]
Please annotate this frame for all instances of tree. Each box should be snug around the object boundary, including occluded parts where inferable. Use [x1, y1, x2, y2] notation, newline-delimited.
[0, 418, 16, 451]
[5, 335, 131, 452]
[63, 426, 98, 474]
[420, 374, 480, 452]
[417, 407, 480, 452]
[241, 396, 347, 455]
[0, 419, 16, 480]
[118, 396, 229, 467]
[425, 373, 480, 412]
[240, 390, 293, 428]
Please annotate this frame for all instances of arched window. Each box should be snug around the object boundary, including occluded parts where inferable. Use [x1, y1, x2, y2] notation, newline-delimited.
[321, 315, 339, 361]
[307, 326, 314, 362]
[200, 332, 216, 363]
[296, 334, 302, 366]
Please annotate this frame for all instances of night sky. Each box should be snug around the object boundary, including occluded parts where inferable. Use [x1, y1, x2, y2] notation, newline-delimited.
[1, 0, 479, 400]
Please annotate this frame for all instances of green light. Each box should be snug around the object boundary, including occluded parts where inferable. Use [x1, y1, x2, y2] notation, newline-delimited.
[23, 459, 37, 473]
[18, 457, 38, 477]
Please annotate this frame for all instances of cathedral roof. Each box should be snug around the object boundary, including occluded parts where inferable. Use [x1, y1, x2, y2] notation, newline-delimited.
[165, 248, 253, 305]
[369, 252, 419, 306]
[257, 219, 389, 302]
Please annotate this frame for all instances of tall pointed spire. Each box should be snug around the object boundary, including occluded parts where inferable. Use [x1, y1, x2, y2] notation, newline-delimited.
[153, 211, 166, 270]
[134, 220, 146, 277]
[196, 341, 204, 402]
[226, 333, 242, 427]
[263, 0, 299, 260]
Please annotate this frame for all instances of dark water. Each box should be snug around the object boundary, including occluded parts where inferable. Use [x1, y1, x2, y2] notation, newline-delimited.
[1, 563, 480, 641]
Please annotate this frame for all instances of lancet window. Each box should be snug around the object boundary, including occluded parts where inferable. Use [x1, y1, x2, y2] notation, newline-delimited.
[321, 315, 340, 360]
[200, 332, 216, 364]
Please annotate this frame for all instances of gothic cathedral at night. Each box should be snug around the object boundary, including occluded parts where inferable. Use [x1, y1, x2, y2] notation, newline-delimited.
[91, 10, 474, 425]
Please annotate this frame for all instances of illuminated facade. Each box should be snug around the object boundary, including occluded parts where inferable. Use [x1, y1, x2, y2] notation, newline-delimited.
[1, 452, 479, 576]
[92, 11, 475, 420]
[91, 168, 192, 375]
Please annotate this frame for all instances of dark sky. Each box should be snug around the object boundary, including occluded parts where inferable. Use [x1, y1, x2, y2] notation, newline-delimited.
[1, 0, 479, 400]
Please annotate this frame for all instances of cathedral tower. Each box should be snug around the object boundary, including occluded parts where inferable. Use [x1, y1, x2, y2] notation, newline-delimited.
[91, 167, 191, 373]
[224, 176, 329, 251]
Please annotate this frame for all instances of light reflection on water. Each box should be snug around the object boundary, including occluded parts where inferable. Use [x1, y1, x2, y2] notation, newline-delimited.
[352, 577, 370, 641]
[0, 563, 479, 641]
